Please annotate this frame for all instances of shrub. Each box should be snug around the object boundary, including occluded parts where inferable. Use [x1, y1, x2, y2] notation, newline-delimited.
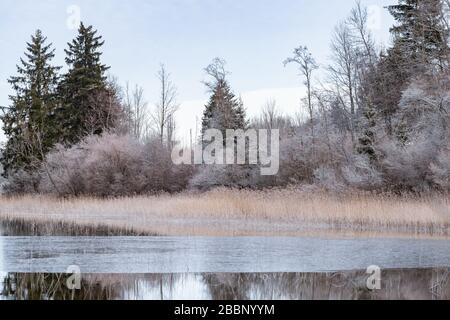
[38, 134, 193, 197]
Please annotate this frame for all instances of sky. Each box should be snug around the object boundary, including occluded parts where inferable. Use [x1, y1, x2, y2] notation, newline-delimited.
[0, 0, 395, 143]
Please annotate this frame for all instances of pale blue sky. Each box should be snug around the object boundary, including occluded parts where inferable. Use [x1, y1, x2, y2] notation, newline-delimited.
[0, 0, 395, 141]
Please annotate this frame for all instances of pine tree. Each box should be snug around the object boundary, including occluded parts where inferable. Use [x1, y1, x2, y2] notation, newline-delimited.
[0, 30, 61, 176]
[59, 22, 112, 144]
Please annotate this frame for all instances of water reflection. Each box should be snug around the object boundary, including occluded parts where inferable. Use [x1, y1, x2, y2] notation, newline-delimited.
[2, 270, 450, 300]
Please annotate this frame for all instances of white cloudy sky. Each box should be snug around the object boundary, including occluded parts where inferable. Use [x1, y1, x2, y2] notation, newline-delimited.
[0, 0, 395, 143]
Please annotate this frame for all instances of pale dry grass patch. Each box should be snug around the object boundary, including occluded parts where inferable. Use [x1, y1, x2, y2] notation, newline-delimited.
[0, 189, 449, 238]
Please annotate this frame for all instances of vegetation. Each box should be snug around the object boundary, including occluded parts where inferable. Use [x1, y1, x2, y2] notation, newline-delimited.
[1, 30, 61, 175]
[0, 0, 449, 196]
[0, 190, 449, 238]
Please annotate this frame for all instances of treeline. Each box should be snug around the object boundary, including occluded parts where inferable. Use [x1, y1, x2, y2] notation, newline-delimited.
[1, 0, 449, 196]
[0, 23, 189, 195]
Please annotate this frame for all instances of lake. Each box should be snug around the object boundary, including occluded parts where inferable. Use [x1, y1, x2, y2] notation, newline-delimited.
[1, 236, 450, 300]
[1, 236, 450, 273]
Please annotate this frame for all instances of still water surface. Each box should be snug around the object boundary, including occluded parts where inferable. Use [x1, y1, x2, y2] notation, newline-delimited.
[0, 236, 450, 273]
[1, 235, 450, 300]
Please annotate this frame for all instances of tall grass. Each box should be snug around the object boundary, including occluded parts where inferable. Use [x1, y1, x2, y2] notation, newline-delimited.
[0, 188, 449, 237]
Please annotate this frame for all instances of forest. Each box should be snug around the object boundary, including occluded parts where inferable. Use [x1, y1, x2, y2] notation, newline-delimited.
[0, 0, 449, 197]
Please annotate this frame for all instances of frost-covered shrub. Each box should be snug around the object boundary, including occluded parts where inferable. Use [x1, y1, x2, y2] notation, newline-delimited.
[39, 143, 86, 196]
[341, 155, 383, 190]
[190, 165, 257, 190]
[397, 76, 450, 138]
[278, 134, 316, 185]
[277, 124, 352, 187]
[141, 139, 193, 193]
[430, 145, 450, 191]
[3, 169, 40, 194]
[82, 135, 144, 196]
[39, 134, 193, 197]
[39, 134, 144, 196]
[312, 155, 382, 192]
[378, 136, 439, 191]
[313, 166, 345, 191]
[377, 75, 450, 192]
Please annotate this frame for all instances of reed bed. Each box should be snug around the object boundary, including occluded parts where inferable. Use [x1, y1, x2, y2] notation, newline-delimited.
[0, 189, 449, 238]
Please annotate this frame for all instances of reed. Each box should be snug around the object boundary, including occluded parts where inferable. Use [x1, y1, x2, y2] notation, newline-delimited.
[0, 189, 448, 238]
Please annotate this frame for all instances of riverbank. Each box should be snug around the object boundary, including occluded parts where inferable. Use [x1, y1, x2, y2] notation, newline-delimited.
[0, 189, 449, 238]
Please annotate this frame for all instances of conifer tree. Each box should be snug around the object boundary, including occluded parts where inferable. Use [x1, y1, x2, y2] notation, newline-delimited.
[357, 104, 377, 162]
[201, 58, 247, 138]
[370, 0, 449, 136]
[59, 22, 114, 144]
[387, 0, 449, 71]
[0, 30, 61, 176]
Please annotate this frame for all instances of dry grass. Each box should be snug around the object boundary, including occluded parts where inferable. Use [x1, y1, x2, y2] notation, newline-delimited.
[0, 188, 449, 238]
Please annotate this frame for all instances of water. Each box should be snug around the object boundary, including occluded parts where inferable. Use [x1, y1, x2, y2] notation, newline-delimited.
[0, 236, 449, 273]
[2, 270, 450, 300]
[1, 235, 450, 300]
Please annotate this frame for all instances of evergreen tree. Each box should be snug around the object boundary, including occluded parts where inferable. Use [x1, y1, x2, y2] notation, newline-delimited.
[387, 0, 449, 71]
[0, 30, 61, 176]
[201, 79, 248, 136]
[370, 0, 449, 136]
[201, 59, 247, 138]
[235, 96, 249, 130]
[357, 104, 377, 162]
[199, 59, 252, 186]
[59, 22, 112, 144]
[370, 46, 411, 135]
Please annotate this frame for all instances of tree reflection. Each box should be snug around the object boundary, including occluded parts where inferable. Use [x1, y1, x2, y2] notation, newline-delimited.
[2, 269, 450, 300]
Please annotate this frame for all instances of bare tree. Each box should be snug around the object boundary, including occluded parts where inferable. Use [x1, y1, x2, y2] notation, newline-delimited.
[437, 0, 450, 69]
[124, 83, 149, 141]
[284, 46, 319, 145]
[152, 64, 179, 145]
[328, 22, 359, 144]
[261, 99, 280, 130]
[348, 1, 376, 65]
[166, 114, 176, 150]
[313, 88, 333, 155]
[203, 57, 229, 90]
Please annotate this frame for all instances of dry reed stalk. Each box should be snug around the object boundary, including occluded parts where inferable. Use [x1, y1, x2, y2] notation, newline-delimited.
[0, 189, 448, 238]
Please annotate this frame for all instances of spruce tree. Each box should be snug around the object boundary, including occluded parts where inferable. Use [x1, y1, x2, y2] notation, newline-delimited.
[201, 79, 247, 137]
[370, 0, 449, 136]
[200, 59, 252, 186]
[235, 96, 249, 130]
[370, 46, 411, 135]
[59, 22, 111, 144]
[357, 104, 377, 162]
[0, 30, 61, 176]
[387, 0, 449, 71]
[201, 58, 247, 139]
